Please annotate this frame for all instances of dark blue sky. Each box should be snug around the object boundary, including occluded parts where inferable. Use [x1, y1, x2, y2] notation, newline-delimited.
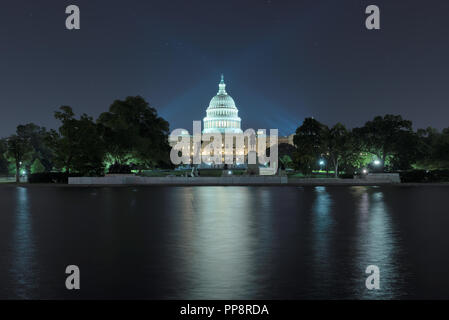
[1, 0, 448, 137]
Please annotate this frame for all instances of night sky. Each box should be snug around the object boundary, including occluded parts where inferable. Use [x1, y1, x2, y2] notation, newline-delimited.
[1, 0, 448, 137]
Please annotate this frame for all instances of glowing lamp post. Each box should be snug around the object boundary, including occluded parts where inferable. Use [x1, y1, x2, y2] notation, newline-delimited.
[319, 159, 325, 171]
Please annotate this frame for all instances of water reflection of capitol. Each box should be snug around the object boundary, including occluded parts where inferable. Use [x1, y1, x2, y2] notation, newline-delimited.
[171, 75, 294, 167]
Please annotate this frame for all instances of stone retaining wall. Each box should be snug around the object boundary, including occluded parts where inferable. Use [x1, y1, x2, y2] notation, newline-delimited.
[69, 176, 289, 185]
[361, 173, 401, 183]
[69, 174, 400, 186]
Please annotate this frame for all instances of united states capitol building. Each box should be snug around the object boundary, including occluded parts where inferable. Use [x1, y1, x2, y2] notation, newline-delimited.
[170, 75, 294, 167]
[203, 75, 243, 135]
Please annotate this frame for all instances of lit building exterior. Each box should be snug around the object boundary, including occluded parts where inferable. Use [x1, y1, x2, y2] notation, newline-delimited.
[169, 75, 294, 167]
[203, 75, 243, 134]
[201, 75, 247, 166]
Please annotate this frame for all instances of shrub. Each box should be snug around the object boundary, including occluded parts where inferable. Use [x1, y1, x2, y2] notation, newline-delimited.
[107, 163, 131, 174]
[428, 170, 449, 182]
[399, 170, 427, 183]
[399, 170, 449, 183]
[28, 172, 69, 184]
[31, 159, 46, 174]
[198, 169, 223, 177]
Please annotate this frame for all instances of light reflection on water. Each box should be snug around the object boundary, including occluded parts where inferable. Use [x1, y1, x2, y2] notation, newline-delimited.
[1, 185, 448, 299]
[174, 187, 258, 299]
[11, 187, 38, 299]
[168, 186, 407, 299]
[311, 186, 335, 292]
[352, 187, 403, 299]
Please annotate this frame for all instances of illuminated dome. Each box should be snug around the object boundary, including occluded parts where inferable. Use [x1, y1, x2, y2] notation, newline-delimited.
[203, 75, 242, 134]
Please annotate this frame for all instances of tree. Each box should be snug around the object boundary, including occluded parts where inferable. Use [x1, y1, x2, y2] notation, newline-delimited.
[50, 106, 76, 173]
[326, 123, 354, 177]
[31, 158, 46, 174]
[416, 127, 449, 169]
[279, 155, 293, 170]
[353, 115, 414, 171]
[389, 130, 420, 170]
[265, 143, 296, 170]
[97, 96, 170, 170]
[16, 123, 55, 172]
[278, 143, 296, 160]
[437, 128, 449, 166]
[5, 135, 32, 182]
[51, 106, 106, 176]
[293, 118, 327, 175]
[0, 138, 9, 175]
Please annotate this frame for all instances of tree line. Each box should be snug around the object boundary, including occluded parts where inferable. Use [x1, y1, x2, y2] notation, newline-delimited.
[1, 100, 448, 182]
[290, 115, 449, 177]
[0, 96, 171, 182]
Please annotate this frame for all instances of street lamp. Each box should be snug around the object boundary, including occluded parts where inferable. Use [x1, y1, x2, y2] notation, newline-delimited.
[319, 159, 325, 171]
[373, 159, 381, 166]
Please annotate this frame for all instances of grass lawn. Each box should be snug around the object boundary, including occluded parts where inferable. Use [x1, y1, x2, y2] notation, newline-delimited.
[199, 169, 246, 177]
[138, 170, 186, 177]
[0, 177, 15, 183]
[137, 169, 247, 177]
[287, 171, 336, 178]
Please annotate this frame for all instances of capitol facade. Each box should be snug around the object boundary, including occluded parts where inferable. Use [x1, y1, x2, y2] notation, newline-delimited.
[203, 75, 243, 134]
[201, 75, 293, 146]
[169, 75, 294, 168]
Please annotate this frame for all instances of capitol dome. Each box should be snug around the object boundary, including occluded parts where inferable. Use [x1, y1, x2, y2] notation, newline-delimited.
[203, 75, 242, 134]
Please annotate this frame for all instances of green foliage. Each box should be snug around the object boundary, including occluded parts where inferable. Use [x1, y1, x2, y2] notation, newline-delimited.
[292, 151, 315, 176]
[199, 169, 224, 177]
[293, 120, 360, 176]
[279, 155, 293, 169]
[51, 106, 106, 176]
[97, 96, 171, 169]
[292, 115, 420, 175]
[353, 114, 414, 170]
[0, 138, 9, 175]
[388, 130, 420, 170]
[266, 143, 295, 170]
[293, 118, 327, 175]
[138, 170, 185, 177]
[5, 134, 33, 182]
[344, 152, 374, 173]
[278, 143, 296, 159]
[31, 158, 46, 174]
[2, 96, 447, 180]
[415, 127, 449, 169]
[326, 123, 356, 177]
[16, 123, 55, 172]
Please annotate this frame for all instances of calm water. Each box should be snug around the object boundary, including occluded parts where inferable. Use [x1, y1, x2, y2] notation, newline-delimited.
[0, 185, 448, 300]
